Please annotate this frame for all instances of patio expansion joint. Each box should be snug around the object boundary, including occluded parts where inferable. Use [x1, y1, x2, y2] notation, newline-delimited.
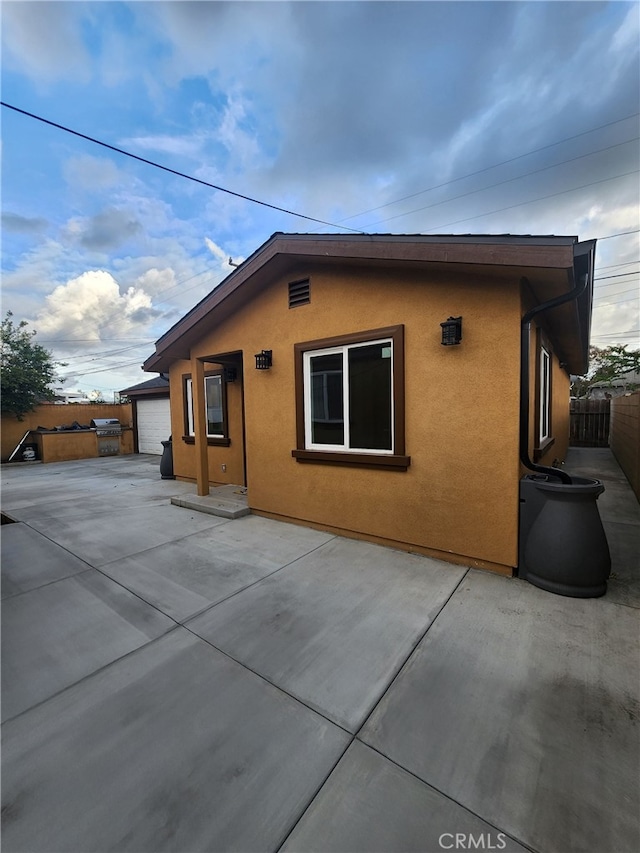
[7, 519, 189, 630]
[172, 532, 341, 624]
[0, 566, 95, 602]
[351, 566, 472, 742]
[272, 566, 539, 853]
[347, 738, 538, 853]
[0, 625, 184, 727]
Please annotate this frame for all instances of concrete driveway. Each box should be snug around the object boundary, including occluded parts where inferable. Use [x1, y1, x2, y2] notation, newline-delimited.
[1, 450, 638, 852]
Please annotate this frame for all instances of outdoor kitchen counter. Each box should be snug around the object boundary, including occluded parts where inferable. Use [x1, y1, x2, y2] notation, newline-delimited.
[33, 427, 134, 463]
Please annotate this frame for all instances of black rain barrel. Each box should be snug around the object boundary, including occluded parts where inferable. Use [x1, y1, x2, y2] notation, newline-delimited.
[160, 437, 175, 480]
[519, 475, 611, 598]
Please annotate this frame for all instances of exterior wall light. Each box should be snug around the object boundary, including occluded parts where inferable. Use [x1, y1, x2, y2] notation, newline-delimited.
[255, 350, 273, 370]
[440, 316, 462, 346]
[223, 367, 237, 382]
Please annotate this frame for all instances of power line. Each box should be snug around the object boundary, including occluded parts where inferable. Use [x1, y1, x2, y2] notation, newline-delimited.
[360, 136, 640, 229]
[593, 288, 639, 301]
[38, 338, 153, 343]
[591, 331, 639, 337]
[0, 101, 363, 234]
[411, 172, 639, 234]
[58, 357, 145, 377]
[596, 260, 639, 270]
[598, 230, 640, 241]
[595, 271, 640, 281]
[61, 341, 155, 361]
[337, 112, 640, 223]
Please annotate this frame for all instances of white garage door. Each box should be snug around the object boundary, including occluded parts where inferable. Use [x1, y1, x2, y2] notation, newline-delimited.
[136, 398, 172, 455]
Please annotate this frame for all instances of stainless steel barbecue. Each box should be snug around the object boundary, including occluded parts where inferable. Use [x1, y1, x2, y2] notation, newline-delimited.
[90, 419, 122, 455]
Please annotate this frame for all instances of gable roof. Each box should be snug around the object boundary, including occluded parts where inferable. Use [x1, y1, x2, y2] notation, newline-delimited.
[143, 232, 595, 374]
[120, 374, 169, 397]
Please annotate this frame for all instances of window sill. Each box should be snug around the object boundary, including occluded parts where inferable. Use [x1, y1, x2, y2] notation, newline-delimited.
[533, 436, 555, 461]
[292, 449, 410, 470]
[182, 436, 231, 447]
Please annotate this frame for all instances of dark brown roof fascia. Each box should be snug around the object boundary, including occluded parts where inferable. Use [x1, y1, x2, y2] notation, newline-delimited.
[143, 233, 580, 372]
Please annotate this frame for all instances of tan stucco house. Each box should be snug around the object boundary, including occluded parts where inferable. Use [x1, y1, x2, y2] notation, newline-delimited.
[143, 233, 595, 577]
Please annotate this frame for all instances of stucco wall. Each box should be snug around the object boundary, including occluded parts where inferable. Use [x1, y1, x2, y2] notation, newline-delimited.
[610, 392, 640, 500]
[1, 403, 133, 462]
[170, 264, 524, 573]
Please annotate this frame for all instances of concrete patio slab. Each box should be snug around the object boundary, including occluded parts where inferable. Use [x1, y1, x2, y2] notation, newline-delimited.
[361, 569, 640, 853]
[564, 447, 640, 609]
[1, 522, 89, 598]
[24, 501, 229, 567]
[99, 515, 335, 622]
[604, 519, 640, 608]
[1, 450, 638, 852]
[281, 741, 529, 852]
[188, 536, 466, 732]
[1, 569, 175, 721]
[1, 629, 351, 853]
[4, 479, 196, 524]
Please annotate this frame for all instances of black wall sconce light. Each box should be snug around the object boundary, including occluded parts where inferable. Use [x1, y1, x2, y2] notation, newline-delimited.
[440, 316, 463, 346]
[254, 350, 273, 370]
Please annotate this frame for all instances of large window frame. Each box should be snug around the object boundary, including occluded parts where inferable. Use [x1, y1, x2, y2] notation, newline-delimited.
[182, 370, 231, 446]
[292, 325, 410, 470]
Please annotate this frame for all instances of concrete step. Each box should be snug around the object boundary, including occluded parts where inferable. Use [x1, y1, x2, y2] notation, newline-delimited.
[170, 485, 250, 520]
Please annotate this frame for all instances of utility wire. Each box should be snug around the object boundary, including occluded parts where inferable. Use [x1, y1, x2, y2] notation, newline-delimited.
[593, 295, 639, 308]
[595, 271, 639, 281]
[594, 287, 639, 300]
[0, 101, 363, 234]
[412, 172, 639, 234]
[337, 112, 640, 223]
[598, 230, 640, 241]
[361, 136, 639, 229]
[596, 260, 639, 270]
[58, 358, 145, 377]
[61, 341, 156, 361]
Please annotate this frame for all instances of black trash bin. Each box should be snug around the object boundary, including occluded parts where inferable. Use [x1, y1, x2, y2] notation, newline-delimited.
[519, 474, 611, 598]
[160, 437, 175, 480]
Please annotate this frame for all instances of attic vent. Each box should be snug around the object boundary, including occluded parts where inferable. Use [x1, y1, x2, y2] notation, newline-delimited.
[289, 279, 310, 308]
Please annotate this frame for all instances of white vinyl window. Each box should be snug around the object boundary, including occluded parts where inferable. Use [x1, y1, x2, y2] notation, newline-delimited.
[539, 345, 551, 444]
[303, 337, 394, 453]
[186, 374, 225, 437]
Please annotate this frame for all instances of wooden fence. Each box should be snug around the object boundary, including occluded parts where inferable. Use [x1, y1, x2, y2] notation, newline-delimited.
[569, 399, 610, 447]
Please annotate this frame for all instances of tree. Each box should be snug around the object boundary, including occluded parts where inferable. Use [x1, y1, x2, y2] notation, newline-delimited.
[1, 312, 65, 420]
[571, 344, 640, 397]
[587, 345, 640, 385]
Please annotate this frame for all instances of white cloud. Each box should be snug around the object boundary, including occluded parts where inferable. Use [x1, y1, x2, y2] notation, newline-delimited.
[205, 237, 245, 271]
[204, 238, 226, 262]
[121, 134, 205, 159]
[35, 270, 158, 346]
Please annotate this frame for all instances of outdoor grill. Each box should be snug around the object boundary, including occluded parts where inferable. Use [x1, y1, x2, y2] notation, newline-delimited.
[90, 419, 122, 456]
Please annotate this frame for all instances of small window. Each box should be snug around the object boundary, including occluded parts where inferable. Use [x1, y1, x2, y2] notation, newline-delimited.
[183, 371, 230, 445]
[289, 279, 310, 308]
[539, 345, 551, 444]
[293, 326, 410, 470]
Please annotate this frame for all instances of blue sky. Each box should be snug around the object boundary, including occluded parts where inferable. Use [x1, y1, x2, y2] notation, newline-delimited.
[1, 0, 639, 398]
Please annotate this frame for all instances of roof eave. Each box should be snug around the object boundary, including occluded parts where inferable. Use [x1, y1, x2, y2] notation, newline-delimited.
[143, 233, 588, 373]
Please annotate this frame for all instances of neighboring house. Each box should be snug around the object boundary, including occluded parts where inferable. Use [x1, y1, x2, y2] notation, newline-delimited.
[119, 375, 170, 455]
[143, 233, 595, 577]
[52, 390, 92, 404]
[589, 370, 640, 400]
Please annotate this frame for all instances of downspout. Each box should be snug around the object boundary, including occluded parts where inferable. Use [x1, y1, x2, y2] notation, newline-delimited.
[520, 273, 590, 485]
